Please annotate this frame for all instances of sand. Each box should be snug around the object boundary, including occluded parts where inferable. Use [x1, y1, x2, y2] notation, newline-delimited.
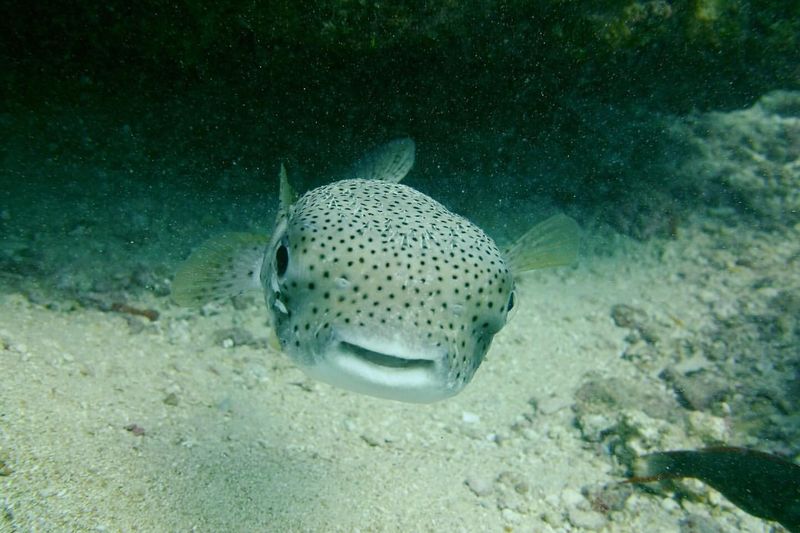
[1, 93, 798, 532]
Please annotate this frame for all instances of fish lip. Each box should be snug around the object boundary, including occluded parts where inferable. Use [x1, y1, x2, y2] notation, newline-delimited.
[333, 328, 443, 365]
[338, 340, 437, 370]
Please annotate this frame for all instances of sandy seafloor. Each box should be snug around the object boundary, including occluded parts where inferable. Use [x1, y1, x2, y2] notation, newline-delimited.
[1, 91, 799, 532]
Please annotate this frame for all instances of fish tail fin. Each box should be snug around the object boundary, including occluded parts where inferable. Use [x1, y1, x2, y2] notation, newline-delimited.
[352, 138, 416, 182]
[505, 213, 579, 276]
[172, 232, 270, 307]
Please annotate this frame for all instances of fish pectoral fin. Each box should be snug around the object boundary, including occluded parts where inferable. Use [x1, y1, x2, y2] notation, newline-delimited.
[266, 327, 282, 352]
[172, 232, 269, 307]
[505, 213, 579, 275]
[352, 138, 416, 182]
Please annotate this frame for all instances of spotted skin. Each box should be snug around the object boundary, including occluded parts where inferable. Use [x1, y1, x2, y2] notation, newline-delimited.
[263, 179, 514, 399]
[173, 139, 578, 403]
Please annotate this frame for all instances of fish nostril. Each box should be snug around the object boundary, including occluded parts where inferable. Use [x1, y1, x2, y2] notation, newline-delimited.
[276, 244, 289, 276]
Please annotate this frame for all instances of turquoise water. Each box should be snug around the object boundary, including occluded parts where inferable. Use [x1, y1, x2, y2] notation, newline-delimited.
[1, 2, 798, 531]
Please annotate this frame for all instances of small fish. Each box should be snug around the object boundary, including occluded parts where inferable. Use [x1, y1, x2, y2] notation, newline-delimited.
[629, 447, 800, 532]
[173, 138, 579, 402]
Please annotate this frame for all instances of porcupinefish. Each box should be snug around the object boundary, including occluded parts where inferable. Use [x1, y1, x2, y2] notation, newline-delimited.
[173, 138, 579, 402]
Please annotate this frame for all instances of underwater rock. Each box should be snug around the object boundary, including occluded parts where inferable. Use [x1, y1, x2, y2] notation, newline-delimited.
[567, 507, 608, 531]
[124, 423, 146, 437]
[679, 514, 726, 533]
[0, 240, 43, 277]
[764, 289, 800, 342]
[560, 487, 608, 530]
[685, 411, 731, 444]
[620, 339, 663, 371]
[162, 392, 179, 406]
[610, 303, 648, 330]
[573, 378, 685, 478]
[130, 265, 171, 297]
[574, 375, 680, 426]
[465, 475, 493, 497]
[213, 327, 255, 348]
[611, 304, 660, 343]
[576, 403, 688, 474]
[659, 367, 731, 412]
[683, 90, 800, 225]
[496, 471, 530, 497]
[585, 482, 633, 514]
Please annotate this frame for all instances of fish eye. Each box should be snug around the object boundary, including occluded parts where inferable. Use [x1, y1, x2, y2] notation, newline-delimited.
[276, 243, 289, 277]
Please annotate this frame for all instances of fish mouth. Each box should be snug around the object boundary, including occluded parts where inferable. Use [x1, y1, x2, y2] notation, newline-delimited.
[339, 340, 436, 370]
[299, 331, 456, 403]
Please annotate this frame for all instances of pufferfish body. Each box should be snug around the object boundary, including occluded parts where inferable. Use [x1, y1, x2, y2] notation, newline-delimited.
[173, 139, 579, 402]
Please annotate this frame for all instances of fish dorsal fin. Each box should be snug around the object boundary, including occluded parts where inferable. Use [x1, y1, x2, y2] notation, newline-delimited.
[279, 163, 296, 215]
[505, 214, 580, 276]
[352, 138, 416, 182]
[172, 232, 270, 307]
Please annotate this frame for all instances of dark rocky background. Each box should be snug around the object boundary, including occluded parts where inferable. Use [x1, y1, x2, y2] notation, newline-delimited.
[2, 0, 798, 238]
